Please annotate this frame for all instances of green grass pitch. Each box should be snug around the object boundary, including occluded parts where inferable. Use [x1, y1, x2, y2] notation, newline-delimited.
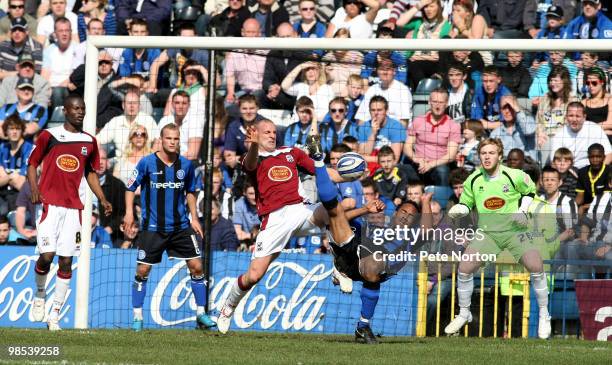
[0, 328, 610, 364]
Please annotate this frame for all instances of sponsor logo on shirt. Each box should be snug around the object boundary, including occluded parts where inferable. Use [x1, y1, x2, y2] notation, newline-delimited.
[56, 154, 80, 172]
[268, 166, 293, 182]
[484, 197, 506, 210]
[150, 181, 185, 189]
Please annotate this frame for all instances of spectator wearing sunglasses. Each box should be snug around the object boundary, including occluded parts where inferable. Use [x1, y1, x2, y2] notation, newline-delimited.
[582, 67, 612, 143]
[0, 0, 38, 41]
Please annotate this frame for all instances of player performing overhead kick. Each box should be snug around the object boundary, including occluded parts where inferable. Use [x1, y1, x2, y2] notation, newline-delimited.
[28, 95, 112, 330]
[305, 134, 433, 344]
[444, 138, 551, 339]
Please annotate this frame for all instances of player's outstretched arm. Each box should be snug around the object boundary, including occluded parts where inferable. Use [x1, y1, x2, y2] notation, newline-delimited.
[86, 171, 112, 216]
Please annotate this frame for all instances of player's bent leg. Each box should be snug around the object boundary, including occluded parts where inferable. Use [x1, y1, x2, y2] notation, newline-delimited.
[444, 248, 483, 335]
[185, 258, 216, 329]
[31, 253, 54, 322]
[520, 249, 551, 339]
[132, 263, 152, 332]
[218, 253, 280, 334]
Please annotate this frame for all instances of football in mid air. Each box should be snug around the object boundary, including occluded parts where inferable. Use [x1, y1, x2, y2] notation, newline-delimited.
[337, 152, 366, 181]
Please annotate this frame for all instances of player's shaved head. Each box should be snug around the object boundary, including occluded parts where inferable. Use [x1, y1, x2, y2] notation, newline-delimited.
[255, 118, 275, 130]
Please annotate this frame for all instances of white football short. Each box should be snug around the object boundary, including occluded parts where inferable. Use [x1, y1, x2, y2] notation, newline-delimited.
[36, 204, 83, 257]
[253, 203, 320, 258]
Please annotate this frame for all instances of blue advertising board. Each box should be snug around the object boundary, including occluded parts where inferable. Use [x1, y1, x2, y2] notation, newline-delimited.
[0, 246, 418, 335]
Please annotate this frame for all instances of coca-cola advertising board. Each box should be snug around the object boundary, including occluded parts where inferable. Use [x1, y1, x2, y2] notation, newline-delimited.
[0, 247, 418, 335]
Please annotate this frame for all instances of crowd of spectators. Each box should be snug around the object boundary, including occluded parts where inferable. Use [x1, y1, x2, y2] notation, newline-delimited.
[0, 0, 610, 276]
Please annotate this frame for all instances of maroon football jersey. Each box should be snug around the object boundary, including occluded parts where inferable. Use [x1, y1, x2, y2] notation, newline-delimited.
[28, 126, 100, 209]
[244, 147, 315, 216]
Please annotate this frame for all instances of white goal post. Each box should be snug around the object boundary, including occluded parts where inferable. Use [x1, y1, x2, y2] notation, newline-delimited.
[76, 36, 612, 329]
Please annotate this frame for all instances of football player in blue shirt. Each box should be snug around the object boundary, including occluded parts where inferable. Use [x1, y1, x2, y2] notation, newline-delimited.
[124, 123, 215, 331]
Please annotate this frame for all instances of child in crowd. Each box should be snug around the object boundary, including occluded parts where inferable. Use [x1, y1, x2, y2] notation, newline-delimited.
[284, 96, 316, 149]
[457, 120, 483, 172]
[551, 147, 579, 199]
[346, 74, 364, 123]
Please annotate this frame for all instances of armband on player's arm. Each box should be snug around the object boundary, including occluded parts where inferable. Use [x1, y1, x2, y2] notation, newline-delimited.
[448, 203, 470, 219]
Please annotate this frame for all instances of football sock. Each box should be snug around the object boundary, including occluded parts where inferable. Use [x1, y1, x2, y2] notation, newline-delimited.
[132, 275, 148, 320]
[531, 272, 549, 316]
[225, 275, 250, 308]
[315, 165, 338, 206]
[457, 272, 473, 318]
[358, 282, 380, 329]
[49, 271, 71, 321]
[34, 263, 49, 299]
[190, 274, 207, 315]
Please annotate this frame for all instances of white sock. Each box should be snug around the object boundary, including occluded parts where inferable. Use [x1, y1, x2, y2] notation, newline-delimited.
[35, 272, 47, 299]
[133, 307, 143, 321]
[457, 272, 473, 318]
[225, 276, 249, 308]
[49, 276, 70, 321]
[531, 272, 549, 316]
[197, 306, 205, 316]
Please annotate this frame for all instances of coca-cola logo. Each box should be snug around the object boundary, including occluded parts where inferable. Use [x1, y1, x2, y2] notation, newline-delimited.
[0, 255, 72, 323]
[150, 260, 331, 331]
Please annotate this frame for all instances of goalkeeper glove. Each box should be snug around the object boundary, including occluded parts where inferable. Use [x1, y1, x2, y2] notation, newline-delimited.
[448, 204, 470, 219]
[512, 195, 535, 227]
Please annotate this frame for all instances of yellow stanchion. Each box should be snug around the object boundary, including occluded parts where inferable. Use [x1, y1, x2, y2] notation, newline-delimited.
[436, 263, 442, 337]
[479, 268, 484, 338]
[494, 265, 499, 338]
[416, 260, 428, 337]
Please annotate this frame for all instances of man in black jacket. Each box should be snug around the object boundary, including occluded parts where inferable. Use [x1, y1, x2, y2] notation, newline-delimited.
[249, 0, 289, 37]
[500, 51, 532, 98]
[97, 146, 126, 242]
[260, 22, 310, 110]
[208, 0, 251, 37]
[68, 51, 122, 130]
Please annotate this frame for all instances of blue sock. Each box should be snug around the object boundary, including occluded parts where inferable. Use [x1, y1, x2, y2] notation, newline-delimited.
[358, 282, 380, 328]
[315, 165, 338, 205]
[191, 275, 207, 308]
[132, 276, 147, 309]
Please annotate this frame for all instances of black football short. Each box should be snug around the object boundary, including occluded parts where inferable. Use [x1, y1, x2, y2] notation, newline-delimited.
[136, 228, 201, 265]
[330, 235, 390, 282]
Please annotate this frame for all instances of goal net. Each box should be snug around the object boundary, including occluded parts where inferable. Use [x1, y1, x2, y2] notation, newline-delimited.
[62, 35, 610, 338]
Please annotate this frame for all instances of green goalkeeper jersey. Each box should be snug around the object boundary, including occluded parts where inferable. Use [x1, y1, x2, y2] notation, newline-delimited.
[459, 165, 536, 233]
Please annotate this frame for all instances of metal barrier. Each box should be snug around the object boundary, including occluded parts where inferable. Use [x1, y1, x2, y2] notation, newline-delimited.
[416, 259, 533, 339]
[417, 258, 612, 339]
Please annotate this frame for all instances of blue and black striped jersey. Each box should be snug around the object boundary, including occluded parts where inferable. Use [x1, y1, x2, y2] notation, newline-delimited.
[126, 153, 196, 233]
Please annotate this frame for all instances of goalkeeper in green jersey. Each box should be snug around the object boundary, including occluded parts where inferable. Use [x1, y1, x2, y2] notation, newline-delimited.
[444, 138, 552, 339]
